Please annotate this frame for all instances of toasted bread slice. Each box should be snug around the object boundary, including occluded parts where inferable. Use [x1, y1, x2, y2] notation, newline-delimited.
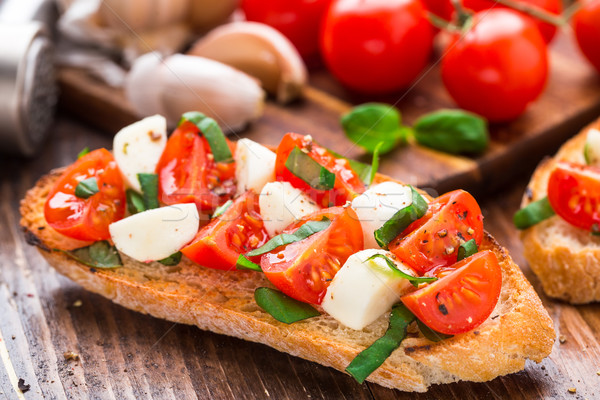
[20, 171, 554, 392]
[520, 118, 600, 304]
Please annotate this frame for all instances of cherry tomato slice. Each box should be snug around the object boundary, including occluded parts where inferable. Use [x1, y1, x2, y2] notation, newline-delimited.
[401, 250, 502, 335]
[260, 207, 363, 304]
[181, 191, 269, 270]
[389, 190, 484, 275]
[547, 161, 600, 231]
[275, 133, 365, 207]
[156, 121, 236, 213]
[44, 149, 126, 241]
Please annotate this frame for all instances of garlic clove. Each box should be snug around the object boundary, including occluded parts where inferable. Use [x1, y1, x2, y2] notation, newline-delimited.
[188, 21, 307, 104]
[126, 53, 265, 132]
[125, 52, 166, 116]
[160, 55, 265, 131]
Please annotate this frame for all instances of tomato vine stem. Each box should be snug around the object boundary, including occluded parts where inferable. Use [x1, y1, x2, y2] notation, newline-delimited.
[491, 0, 577, 27]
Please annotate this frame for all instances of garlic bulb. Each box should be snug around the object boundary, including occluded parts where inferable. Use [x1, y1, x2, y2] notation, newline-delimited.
[98, 0, 189, 31]
[125, 53, 265, 131]
[188, 21, 307, 104]
[188, 0, 240, 32]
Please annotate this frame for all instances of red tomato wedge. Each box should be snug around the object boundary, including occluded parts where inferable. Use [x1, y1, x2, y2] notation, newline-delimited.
[260, 207, 363, 304]
[401, 250, 502, 335]
[275, 133, 365, 207]
[181, 191, 269, 270]
[156, 121, 236, 213]
[389, 190, 484, 275]
[547, 161, 600, 232]
[44, 149, 125, 241]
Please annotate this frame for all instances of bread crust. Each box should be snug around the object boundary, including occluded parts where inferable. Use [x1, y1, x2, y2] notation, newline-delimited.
[21, 169, 554, 392]
[520, 118, 600, 304]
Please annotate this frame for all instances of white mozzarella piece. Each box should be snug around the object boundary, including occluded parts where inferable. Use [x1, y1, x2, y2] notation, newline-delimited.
[585, 128, 600, 166]
[259, 181, 320, 237]
[113, 115, 167, 192]
[351, 182, 413, 249]
[235, 138, 276, 195]
[322, 249, 416, 331]
[109, 203, 199, 262]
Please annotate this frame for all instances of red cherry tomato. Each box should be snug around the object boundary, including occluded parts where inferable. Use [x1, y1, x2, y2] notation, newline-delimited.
[181, 191, 269, 270]
[44, 149, 125, 241]
[401, 250, 502, 335]
[465, 0, 561, 43]
[389, 190, 484, 275]
[422, 0, 561, 43]
[320, 0, 434, 94]
[547, 161, 600, 232]
[573, 0, 600, 73]
[260, 207, 363, 304]
[241, 0, 332, 60]
[441, 9, 548, 122]
[275, 133, 365, 207]
[156, 121, 236, 213]
[421, 0, 454, 21]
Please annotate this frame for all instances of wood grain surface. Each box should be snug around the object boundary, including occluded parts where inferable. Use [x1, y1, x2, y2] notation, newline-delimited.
[58, 31, 600, 197]
[1, 115, 599, 399]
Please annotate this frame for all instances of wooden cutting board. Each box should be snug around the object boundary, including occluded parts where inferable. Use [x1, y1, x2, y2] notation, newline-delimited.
[58, 31, 600, 195]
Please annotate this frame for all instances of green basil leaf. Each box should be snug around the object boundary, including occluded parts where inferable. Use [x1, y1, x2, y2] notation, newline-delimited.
[235, 254, 262, 272]
[368, 142, 383, 186]
[341, 103, 407, 154]
[254, 287, 320, 324]
[77, 147, 90, 159]
[374, 187, 428, 248]
[366, 254, 437, 288]
[457, 239, 478, 262]
[584, 143, 593, 165]
[74, 177, 99, 199]
[247, 218, 331, 257]
[285, 147, 336, 190]
[326, 148, 372, 186]
[513, 197, 555, 230]
[63, 241, 122, 269]
[346, 303, 415, 383]
[180, 111, 233, 163]
[159, 252, 182, 266]
[212, 200, 233, 219]
[351, 160, 373, 186]
[416, 319, 453, 342]
[126, 189, 146, 215]
[413, 109, 489, 154]
[592, 224, 600, 237]
[137, 173, 159, 210]
[584, 129, 600, 165]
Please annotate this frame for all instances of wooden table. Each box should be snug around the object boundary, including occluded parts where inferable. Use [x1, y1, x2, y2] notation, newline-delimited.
[1, 114, 599, 400]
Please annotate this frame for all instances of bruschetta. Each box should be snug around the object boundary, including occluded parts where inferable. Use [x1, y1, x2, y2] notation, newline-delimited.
[516, 118, 600, 304]
[21, 113, 554, 392]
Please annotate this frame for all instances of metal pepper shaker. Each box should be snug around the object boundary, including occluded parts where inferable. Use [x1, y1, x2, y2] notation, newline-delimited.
[0, 0, 58, 156]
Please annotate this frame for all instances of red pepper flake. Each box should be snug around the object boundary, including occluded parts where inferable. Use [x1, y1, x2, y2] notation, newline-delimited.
[18, 378, 30, 393]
